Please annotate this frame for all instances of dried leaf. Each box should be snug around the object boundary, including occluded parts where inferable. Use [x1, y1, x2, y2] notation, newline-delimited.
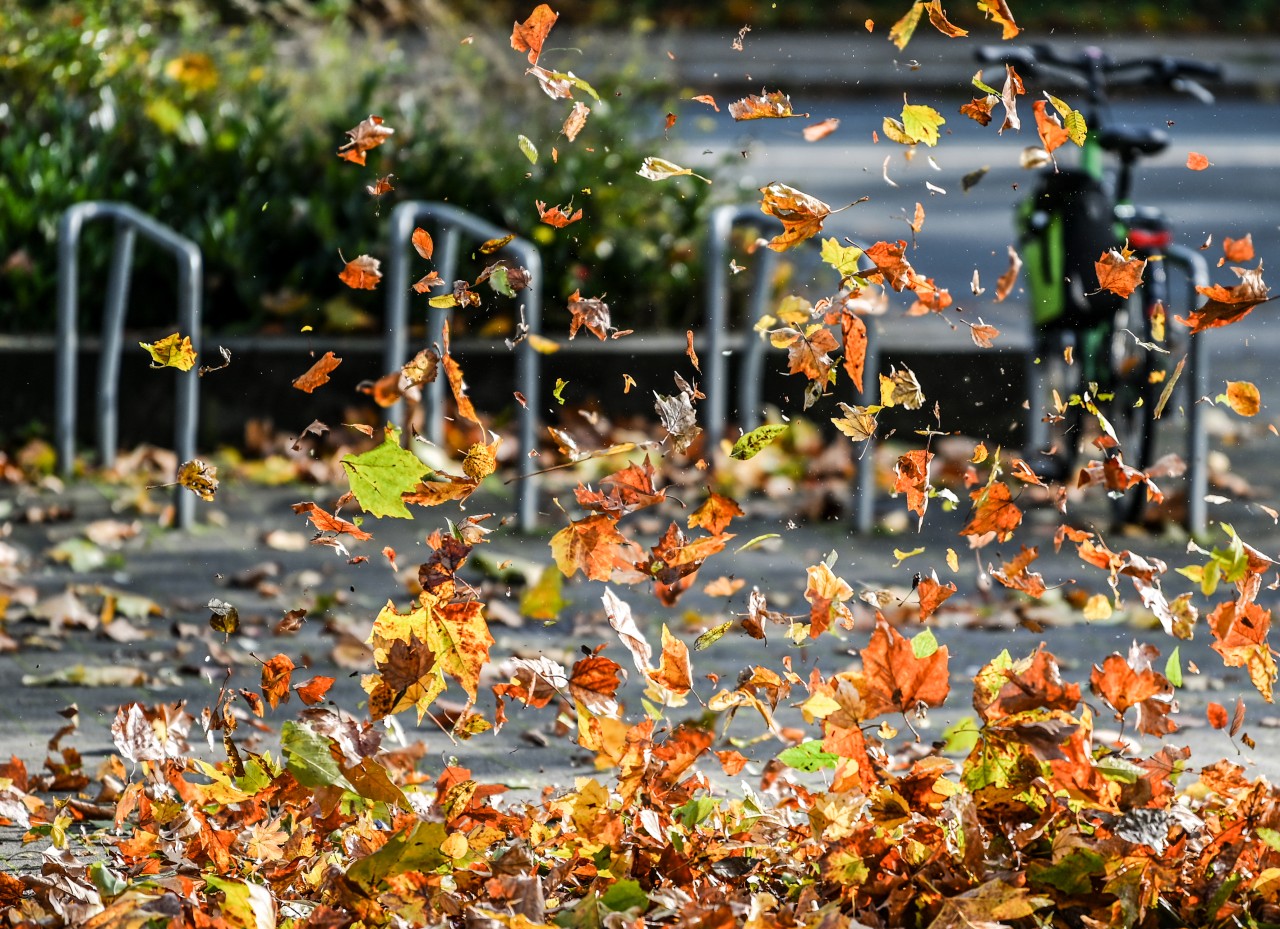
[1095, 248, 1146, 298]
[339, 255, 382, 290]
[803, 118, 840, 141]
[411, 227, 434, 260]
[510, 3, 559, 65]
[292, 351, 343, 393]
[139, 333, 196, 371]
[729, 90, 806, 121]
[536, 200, 584, 228]
[337, 115, 394, 166]
[177, 459, 218, 501]
[758, 183, 834, 251]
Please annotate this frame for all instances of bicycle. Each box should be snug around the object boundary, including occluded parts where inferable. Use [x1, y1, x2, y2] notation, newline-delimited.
[974, 44, 1220, 526]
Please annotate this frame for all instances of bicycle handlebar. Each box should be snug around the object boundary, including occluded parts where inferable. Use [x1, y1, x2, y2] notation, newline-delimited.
[974, 44, 1223, 95]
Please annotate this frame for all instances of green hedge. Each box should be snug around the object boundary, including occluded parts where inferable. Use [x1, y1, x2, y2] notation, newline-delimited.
[0, 1, 720, 337]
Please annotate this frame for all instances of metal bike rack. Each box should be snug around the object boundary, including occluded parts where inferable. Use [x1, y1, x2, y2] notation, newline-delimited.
[703, 204, 782, 455]
[1167, 244, 1210, 537]
[384, 202, 542, 532]
[55, 202, 203, 529]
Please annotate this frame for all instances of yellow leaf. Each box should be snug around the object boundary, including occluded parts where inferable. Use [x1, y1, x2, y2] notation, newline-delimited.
[140, 333, 196, 371]
[440, 831, 469, 859]
[946, 548, 959, 572]
[1225, 381, 1261, 416]
[1083, 594, 1113, 621]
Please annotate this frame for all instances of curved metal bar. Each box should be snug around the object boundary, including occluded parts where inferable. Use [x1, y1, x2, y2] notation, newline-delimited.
[56, 201, 203, 528]
[1164, 242, 1210, 536]
[384, 201, 542, 532]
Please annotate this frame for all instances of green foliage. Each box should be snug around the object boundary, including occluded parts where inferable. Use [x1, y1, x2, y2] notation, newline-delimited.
[340, 426, 430, 518]
[0, 1, 714, 335]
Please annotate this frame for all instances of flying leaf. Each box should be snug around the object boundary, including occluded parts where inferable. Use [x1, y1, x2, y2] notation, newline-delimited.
[1089, 643, 1177, 736]
[139, 333, 196, 371]
[654, 381, 702, 453]
[970, 320, 1000, 348]
[177, 459, 218, 501]
[879, 365, 925, 409]
[961, 95, 998, 126]
[339, 254, 382, 290]
[728, 90, 806, 121]
[1043, 93, 1087, 145]
[337, 115, 394, 166]
[292, 351, 342, 393]
[1179, 264, 1272, 333]
[260, 654, 294, 710]
[510, 4, 559, 65]
[888, 1, 925, 49]
[551, 516, 642, 582]
[730, 424, 789, 460]
[917, 572, 956, 621]
[1187, 152, 1210, 171]
[961, 480, 1022, 543]
[691, 93, 720, 111]
[995, 245, 1022, 302]
[803, 118, 840, 141]
[576, 457, 667, 518]
[536, 200, 584, 228]
[411, 227, 434, 260]
[563, 101, 590, 141]
[990, 546, 1047, 598]
[647, 624, 693, 700]
[894, 448, 934, 519]
[978, 0, 1020, 38]
[295, 676, 335, 706]
[567, 289, 611, 340]
[1223, 234, 1254, 262]
[1224, 381, 1261, 416]
[341, 425, 431, 519]
[925, 0, 968, 37]
[1032, 100, 1070, 154]
[292, 501, 373, 540]
[689, 491, 744, 535]
[1095, 248, 1146, 298]
[758, 183, 833, 251]
[884, 100, 946, 147]
[859, 617, 951, 718]
[831, 402, 878, 442]
[638, 157, 711, 184]
[1207, 701, 1229, 728]
[518, 135, 538, 163]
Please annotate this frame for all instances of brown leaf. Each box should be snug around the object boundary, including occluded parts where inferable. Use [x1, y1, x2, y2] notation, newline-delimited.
[365, 174, 394, 197]
[994, 245, 1022, 302]
[413, 271, 443, 294]
[260, 654, 294, 710]
[292, 351, 342, 394]
[1207, 701, 1229, 729]
[550, 516, 643, 582]
[295, 676, 335, 707]
[1095, 248, 1146, 298]
[648, 625, 693, 697]
[1223, 233, 1254, 262]
[803, 118, 840, 141]
[893, 449, 934, 519]
[575, 457, 667, 517]
[961, 480, 1022, 544]
[970, 321, 1000, 348]
[689, 491, 744, 536]
[685, 330, 700, 372]
[990, 546, 1047, 598]
[569, 653, 623, 717]
[337, 115, 394, 166]
[917, 573, 956, 621]
[1090, 643, 1177, 736]
[567, 290, 611, 340]
[562, 101, 590, 141]
[339, 255, 381, 290]
[691, 94, 720, 111]
[510, 3, 559, 65]
[960, 95, 997, 126]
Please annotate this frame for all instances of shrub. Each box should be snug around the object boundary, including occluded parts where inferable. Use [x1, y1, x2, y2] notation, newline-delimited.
[0, 1, 719, 337]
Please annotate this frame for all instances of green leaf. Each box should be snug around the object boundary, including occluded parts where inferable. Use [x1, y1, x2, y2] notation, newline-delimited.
[694, 620, 733, 650]
[901, 103, 946, 147]
[1258, 827, 1280, 852]
[281, 720, 354, 792]
[347, 820, 448, 888]
[820, 237, 863, 279]
[777, 740, 839, 772]
[520, 566, 567, 622]
[487, 266, 514, 297]
[601, 878, 649, 913]
[340, 426, 431, 519]
[1165, 646, 1183, 687]
[1096, 754, 1143, 784]
[911, 627, 938, 659]
[553, 378, 569, 405]
[941, 716, 980, 755]
[673, 796, 718, 828]
[888, 1, 926, 50]
[88, 861, 128, 898]
[517, 134, 538, 164]
[47, 538, 107, 573]
[1044, 93, 1088, 146]
[730, 423, 789, 460]
[972, 72, 1001, 96]
[1030, 849, 1105, 895]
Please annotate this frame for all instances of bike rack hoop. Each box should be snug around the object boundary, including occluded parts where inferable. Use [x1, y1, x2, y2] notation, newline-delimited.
[384, 201, 543, 533]
[55, 201, 203, 529]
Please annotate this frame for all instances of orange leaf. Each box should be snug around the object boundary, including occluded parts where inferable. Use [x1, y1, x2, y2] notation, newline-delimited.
[859, 617, 950, 718]
[292, 351, 343, 394]
[1186, 151, 1210, 171]
[729, 89, 806, 121]
[1032, 100, 1069, 154]
[691, 94, 720, 111]
[1089, 643, 1177, 736]
[1179, 264, 1272, 333]
[805, 563, 854, 638]
[917, 573, 956, 621]
[1223, 233, 1255, 263]
[442, 324, 482, 427]
[1207, 701, 1229, 729]
[536, 199, 584, 228]
[1094, 248, 1146, 299]
[893, 448, 934, 519]
[550, 515, 643, 582]
[337, 115, 394, 166]
[689, 491, 745, 536]
[260, 654, 294, 710]
[960, 95, 997, 126]
[291, 500, 372, 540]
[862, 240, 916, 291]
[294, 675, 335, 707]
[803, 118, 840, 142]
[758, 183, 833, 251]
[339, 255, 381, 290]
[510, 3, 559, 65]
[648, 625, 693, 697]
[411, 227, 434, 260]
[1207, 600, 1277, 701]
[685, 330, 700, 372]
[576, 457, 667, 517]
[840, 311, 868, 393]
[783, 326, 839, 381]
[975, 645, 1080, 722]
[990, 546, 1046, 598]
[961, 480, 1022, 544]
[568, 654, 622, 718]
[715, 749, 748, 775]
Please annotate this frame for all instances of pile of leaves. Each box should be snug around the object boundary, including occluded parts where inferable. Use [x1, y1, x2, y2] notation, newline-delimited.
[6, 4, 1280, 929]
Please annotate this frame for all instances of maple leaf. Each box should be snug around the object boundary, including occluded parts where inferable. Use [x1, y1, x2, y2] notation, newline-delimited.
[979, 0, 1020, 38]
[859, 617, 950, 719]
[295, 675, 334, 706]
[975, 646, 1081, 722]
[831, 402, 878, 442]
[647, 624, 693, 701]
[1090, 642, 1178, 736]
[990, 546, 1047, 598]
[339, 254, 381, 290]
[510, 3, 558, 65]
[1223, 234, 1254, 263]
[292, 351, 342, 393]
[654, 381, 702, 453]
[879, 366, 924, 411]
[1095, 247, 1146, 298]
[575, 457, 666, 517]
[367, 634, 442, 721]
[688, 491, 744, 536]
[536, 200, 583, 227]
[729, 89, 806, 121]
[337, 115, 393, 166]
[862, 239, 916, 291]
[292, 500, 375, 541]
[569, 653, 623, 717]
[494, 656, 569, 710]
[961, 94, 998, 126]
[567, 289, 612, 340]
[772, 325, 839, 382]
[1032, 99, 1071, 155]
[1207, 600, 1277, 701]
[340, 425, 431, 519]
[551, 515, 642, 582]
[639, 523, 732, 605]
[758, 183, 833, 251]
[961, 480, 1022, 544]
[917, 572, 956, 621]
[1178, 263, 1272, 333]
[139, 332, 196, 371]
[883, 99, 946, 147]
